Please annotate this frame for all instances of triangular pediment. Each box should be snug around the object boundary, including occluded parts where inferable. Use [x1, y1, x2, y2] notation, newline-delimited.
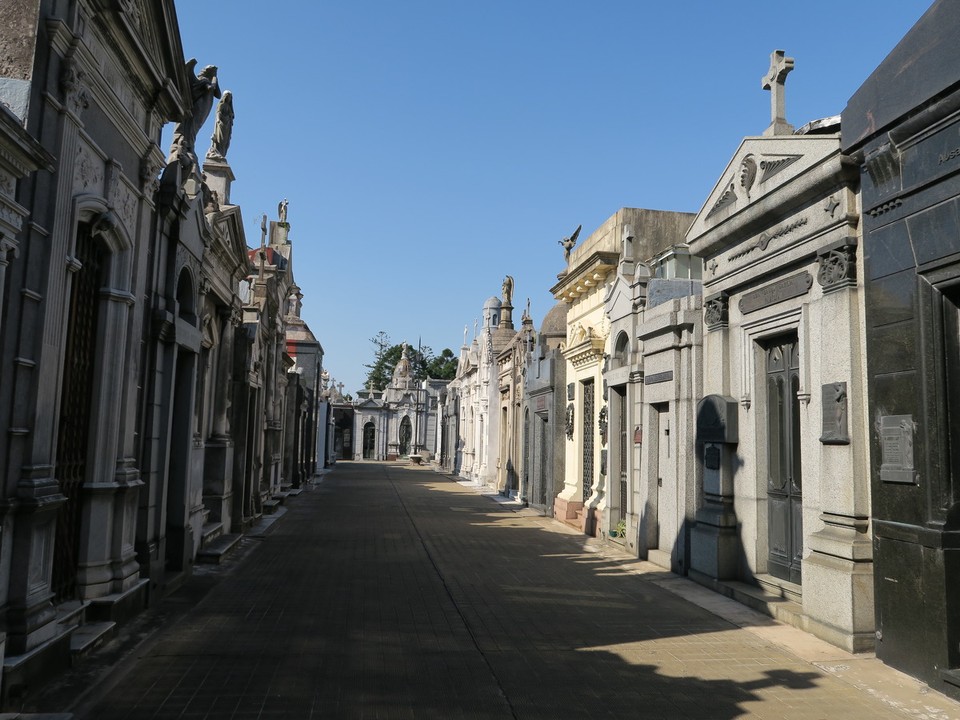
[355, 398, 382, 409]
[604, 273, 635, 322]
[687, 134, 841, 246]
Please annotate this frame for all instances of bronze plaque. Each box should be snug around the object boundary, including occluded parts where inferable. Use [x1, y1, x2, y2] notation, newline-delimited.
[738, 272, 812, 314]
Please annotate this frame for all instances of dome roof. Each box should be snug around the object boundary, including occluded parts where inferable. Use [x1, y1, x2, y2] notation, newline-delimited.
[540, 301, 568, 335]
[483, 296, 502, 310]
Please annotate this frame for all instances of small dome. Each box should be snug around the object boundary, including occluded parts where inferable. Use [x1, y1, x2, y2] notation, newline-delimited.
[540, 301, 568, 335]
[483, 296, 502, 310]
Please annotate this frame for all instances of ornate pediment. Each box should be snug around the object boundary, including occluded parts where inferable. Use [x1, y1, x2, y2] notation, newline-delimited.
[687, 134, 843, 256]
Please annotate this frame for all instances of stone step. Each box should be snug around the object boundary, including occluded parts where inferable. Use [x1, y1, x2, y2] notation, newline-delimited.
[201, 521, 223, 546]
[716, 578, 805, 628]
[263, 498, 281, 514]
[70, 621, 116, 659]
[55, 600, 87, 629]
[195, 533, 242, 565]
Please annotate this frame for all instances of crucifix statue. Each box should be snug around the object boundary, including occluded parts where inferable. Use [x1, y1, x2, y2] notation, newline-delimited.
[761, 49, 795, 136]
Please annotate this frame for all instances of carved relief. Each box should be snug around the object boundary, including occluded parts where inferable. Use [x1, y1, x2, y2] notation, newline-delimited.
[118, 0, 144, 32]
[704, 292, 729, 330]
[739, 155, 757, 196]
[598, 405, 608, 446]
[759, 154, 801, 183]
[74, 143, 104, 194]
[60, 55, 89, 115]
[727, 215, 808, 262]
[140, 152, 163, 193]
[817, 241, 857, 291]
[819, 382, 849, 445]
[0, 170, 14, 197]
[565, 404, 574, 441]
[863, 142, 900, 188]
[706, 182, 737, 220]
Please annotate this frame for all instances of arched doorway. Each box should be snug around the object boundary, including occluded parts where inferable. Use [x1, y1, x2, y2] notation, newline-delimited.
[362, 421, 376, 459]
[399, 416, 412, 456]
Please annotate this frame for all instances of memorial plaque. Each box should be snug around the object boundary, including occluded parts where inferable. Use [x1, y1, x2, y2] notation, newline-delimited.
[819, 382, 850, 445]
[633, 426, 643, 444]
[879, 414, 916, 484]
[738, 271, 813, 315]
[644, 370, 674, 385]
[567, 383, 575, 401]
[704, 445, 721, 470]
[535, 396, 546, 411]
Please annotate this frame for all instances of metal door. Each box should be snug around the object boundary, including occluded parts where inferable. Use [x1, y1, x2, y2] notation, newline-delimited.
[614, 386, 627, 525]
[765, 336, 803, 584]
[362, 422, 375, 459]
[53, 223, 103, 602]
[582, 380, 594, 502]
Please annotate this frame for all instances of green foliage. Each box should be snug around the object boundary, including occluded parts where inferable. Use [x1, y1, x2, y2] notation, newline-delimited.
[364, 333, 458, 390]
[425, 347, 458, 380]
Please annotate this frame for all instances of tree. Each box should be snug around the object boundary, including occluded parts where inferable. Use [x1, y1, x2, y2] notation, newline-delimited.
[363, 331, 392, 391]
[363, 337, 457, 390]
[425, 348, 457, 380]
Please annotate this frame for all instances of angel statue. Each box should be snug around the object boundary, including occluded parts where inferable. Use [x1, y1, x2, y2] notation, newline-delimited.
[559, 224, 582, 262]
[501, 275, 514, 305]
[278, 198, 289, 223]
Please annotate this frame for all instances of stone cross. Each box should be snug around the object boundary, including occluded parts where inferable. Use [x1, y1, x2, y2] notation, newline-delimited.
[257, 213, 267, 279]
[761, 50, 795, 136]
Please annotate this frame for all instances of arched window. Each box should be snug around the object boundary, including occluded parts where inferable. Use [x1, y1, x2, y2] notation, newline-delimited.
[613, 331, 630, 368]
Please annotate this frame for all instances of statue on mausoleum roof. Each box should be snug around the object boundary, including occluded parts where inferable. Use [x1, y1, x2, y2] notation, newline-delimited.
[170, 60, 221, 167]
[559, 224, 581, 262]
[206, 90, 234, 162]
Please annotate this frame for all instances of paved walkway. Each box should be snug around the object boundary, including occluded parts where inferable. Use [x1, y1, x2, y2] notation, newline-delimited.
[30, 462, 960, 719]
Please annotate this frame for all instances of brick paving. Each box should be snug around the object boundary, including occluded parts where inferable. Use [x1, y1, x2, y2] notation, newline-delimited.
[40, 462, 960, 719]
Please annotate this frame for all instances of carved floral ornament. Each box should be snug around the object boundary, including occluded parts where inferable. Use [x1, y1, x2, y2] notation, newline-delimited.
[704, 292, 729, 330]
[816, 240, 857, 291]
[565, 404, 574, 441]
[598, 405, 608, 446]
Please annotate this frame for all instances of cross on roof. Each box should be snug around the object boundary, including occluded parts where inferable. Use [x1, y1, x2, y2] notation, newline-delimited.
[761, 49, 795, 136]
[257, 213, 267, 279]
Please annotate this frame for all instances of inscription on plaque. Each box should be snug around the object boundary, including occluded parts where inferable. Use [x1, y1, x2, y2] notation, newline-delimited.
[738, 271, 813, 315]
[644, 370, 674, 385]
[879, 414, 916, 484]
[535, 396, 546, 411]
[819, 382, 849, 445]
[567, 383, 575, 401]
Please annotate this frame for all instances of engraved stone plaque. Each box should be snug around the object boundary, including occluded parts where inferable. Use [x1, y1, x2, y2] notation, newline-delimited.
[738, 272, 813, 315]
[567, 383, 575, 401]
[879, 414, 916, 484]
[819, 382, 850, 445]
[644, 370, 674, 385]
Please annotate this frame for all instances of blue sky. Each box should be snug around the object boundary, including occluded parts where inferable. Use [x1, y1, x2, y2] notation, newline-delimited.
[171, 1, 930, 396]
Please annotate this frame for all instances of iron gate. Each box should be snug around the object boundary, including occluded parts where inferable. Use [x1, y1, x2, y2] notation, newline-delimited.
[53, 223, 104, 603]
